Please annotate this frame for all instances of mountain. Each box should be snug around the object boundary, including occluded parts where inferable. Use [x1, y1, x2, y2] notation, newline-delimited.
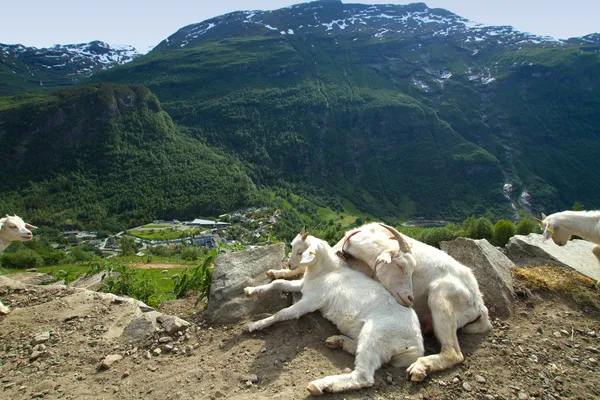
[1, 0, 599, 227]
[0, 41, 140, 96]
[0, 83, 262, 230]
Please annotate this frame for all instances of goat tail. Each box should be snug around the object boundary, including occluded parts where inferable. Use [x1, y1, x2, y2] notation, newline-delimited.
[390, 345, 423, 368]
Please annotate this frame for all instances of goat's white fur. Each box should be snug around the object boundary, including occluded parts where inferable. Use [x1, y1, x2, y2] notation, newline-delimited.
[267, 223, 492, 381]
[0, 214, 37, 315]
[245, 232, 423, 396]
[537, 210, 600, 264]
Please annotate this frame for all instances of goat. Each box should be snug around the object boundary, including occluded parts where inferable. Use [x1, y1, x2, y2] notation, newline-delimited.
[244, 230, 423, 396]
[536, 210, 600, 264]
[267, 223, 492, 381]
[0, 214, 37, 315]
[0, 214, 37, 253]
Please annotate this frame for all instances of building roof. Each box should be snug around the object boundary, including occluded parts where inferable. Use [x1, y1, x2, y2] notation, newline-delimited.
[189, 218, 216, 225]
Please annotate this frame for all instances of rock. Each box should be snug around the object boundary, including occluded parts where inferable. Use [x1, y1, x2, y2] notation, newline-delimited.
[206, 243, 287, 324]
[241, 374, 259, 384]
[0, 301, 10, 315]
[153, 348, 162, 356]
[440, 238, 515, 317]
[506, 234, 600, 281]
[122, 317, 156, 344]
[518, 391, 529, 400]
[101, 354, 123, 369]
[156, 315, 191, 335]
[8, 272, 57, 285]
[475, 375, 486, 383]
[462, 382, 472, 391]
[29, 350, 43, 361]
[70, 271, 114, 291]
[31, 332, 51, 345]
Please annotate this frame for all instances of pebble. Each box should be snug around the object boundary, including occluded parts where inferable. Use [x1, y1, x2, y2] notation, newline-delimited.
[122, 371, 130, 378]
[153, 348, 162, 356]
[585, 347, 599, 354]
[242, 374, 259, 384]
[31, 332, 51, 345]
[144, 351, 152, 359]
[30, 350, 43, 361]
[452, 377, 460, 384]
[475, 375, 486, 383]
[462, 382, 472, 391]
[518, 391, 529, 400]
[101, 354, 123, 369]
[553, 332, 562, 338]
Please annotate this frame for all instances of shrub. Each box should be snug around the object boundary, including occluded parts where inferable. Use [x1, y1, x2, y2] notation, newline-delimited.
[463, 216, 493, 240]
[1, 249, 44, 269]
[516, 219, 538, 235]
[493, 220, 516, 247]
[101, 264, 162, 307]
[173, 248, 217, 305]
[419, 227, 461, 248]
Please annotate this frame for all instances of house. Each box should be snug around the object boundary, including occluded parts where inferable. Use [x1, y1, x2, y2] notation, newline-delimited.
[189, 234, 221, 248]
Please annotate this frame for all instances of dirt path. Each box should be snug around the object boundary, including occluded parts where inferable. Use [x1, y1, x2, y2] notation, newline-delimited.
[127, 262, 188, 270]
[1, 281, 600, 399]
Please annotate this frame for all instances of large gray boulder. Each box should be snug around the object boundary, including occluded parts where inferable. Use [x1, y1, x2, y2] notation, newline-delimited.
[7, 272, 57, 286]
[440, 237, 515, 317]
[506, 234, 600, 281]
[206, 243, 287, 324]
[70, 271, 117, 291]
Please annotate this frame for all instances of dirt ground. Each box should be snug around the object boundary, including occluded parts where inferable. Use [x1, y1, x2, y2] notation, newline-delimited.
[1, 277, 600, 400]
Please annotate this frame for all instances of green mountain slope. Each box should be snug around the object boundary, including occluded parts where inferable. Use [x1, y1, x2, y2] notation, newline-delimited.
[0, 83, 261, 229]
[2, 1, 599, 226]
[93, 1, 600, 219]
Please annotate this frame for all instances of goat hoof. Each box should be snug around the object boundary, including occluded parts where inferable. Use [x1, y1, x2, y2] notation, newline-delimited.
[243, 287, 254, 297]
[265, 270, 276, 280]
[306, 383, 324, 396]
[407, 362, 428, 382]
[325, 336, 343, 349]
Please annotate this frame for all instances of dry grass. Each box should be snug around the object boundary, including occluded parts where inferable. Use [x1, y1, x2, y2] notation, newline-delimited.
[513, 265, 600, 310]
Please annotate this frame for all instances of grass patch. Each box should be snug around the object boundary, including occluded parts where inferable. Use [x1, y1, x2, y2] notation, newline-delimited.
[513, 265, 600, 310]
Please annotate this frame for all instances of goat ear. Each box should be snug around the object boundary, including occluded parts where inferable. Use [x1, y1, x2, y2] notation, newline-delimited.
[25, 223, 38, 230]
[541, 213, 547, 220]
[379, 252, 392, 264]
[301, 231, 309, 241]
[300, 227, 306, 235]
[300, 247, 317, 264]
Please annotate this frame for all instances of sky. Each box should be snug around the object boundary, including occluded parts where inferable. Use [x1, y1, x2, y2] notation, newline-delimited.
[1, 0, 598, 53]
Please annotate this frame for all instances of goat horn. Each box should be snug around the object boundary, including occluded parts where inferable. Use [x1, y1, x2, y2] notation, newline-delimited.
[535, 217, 543, 226]
[379, 223, 411, 253]
[541, 213, 547, 220]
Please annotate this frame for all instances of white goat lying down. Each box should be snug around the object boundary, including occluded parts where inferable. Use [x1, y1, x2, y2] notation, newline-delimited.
[268, 223, 492, 382]
[536, 210, 600, 264]
[244, 230, 424, 396]
[0, 214, 37, 315]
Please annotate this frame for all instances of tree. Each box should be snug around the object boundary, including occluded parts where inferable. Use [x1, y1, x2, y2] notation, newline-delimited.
[119, 236, 138, 256]
[572, 201, 584, 211]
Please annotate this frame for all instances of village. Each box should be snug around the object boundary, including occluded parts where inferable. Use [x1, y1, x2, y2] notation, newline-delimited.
[57, 207, 282, 256]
